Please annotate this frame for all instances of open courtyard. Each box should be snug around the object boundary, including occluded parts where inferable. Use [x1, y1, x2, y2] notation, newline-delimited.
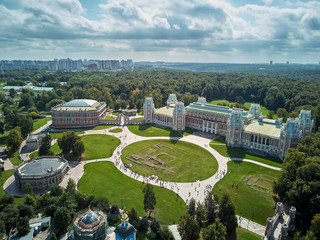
[121, 139, 218, 182]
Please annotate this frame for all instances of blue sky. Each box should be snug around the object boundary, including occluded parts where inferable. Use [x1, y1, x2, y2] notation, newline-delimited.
[1, 0, 320, 63]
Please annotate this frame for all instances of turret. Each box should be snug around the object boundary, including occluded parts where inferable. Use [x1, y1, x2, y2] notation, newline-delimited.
[172, 102, 185, 131]
[299, 110, 313, 137]
[197, 97, 207, 105]
[250, 104, 261, 119]
[143, 97, 155, 123]
[167, 94, 177, 106]
[226, 110, 244, 147]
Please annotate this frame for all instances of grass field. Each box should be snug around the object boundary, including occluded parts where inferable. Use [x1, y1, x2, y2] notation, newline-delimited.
[210, 137, 282, 168]
[121, 139, 218, 182]
[207, 99, 278, 119]
[30, 134, 120, 160]
[213, 161, 279, 225]
[32, 117, 51, 131]
[128, 124, 182, 137]
[226, 227, 261, 240]
[0, 170, 24, 205]
[133, 117, 144, 120]
[109, 128, 123, 133]
[49, 131, 84, 140]
[112, 112, 122, 116]
[104, 115, 116, 119]
[78, 162, 187, 225]
[9, 151, 22, 166]
[81, 134, 120, 160]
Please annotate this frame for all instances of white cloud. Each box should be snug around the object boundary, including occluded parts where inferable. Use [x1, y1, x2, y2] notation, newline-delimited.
[0, 0, 319, 62]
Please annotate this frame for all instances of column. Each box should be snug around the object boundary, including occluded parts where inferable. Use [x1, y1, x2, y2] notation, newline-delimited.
[202, 121, 205, 132]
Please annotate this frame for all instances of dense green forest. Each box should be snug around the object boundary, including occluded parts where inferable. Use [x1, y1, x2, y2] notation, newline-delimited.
[0, 69, 319, 132]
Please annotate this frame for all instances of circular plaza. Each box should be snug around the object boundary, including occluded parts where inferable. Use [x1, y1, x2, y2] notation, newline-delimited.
[121, 139, 218, 182]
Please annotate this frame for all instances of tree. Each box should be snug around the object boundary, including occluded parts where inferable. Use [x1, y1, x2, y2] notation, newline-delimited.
[18, 204, 34, 218]
[204, 192, 218, 226]
[143, 184, 157, 217]
[51, 232, 58, 240]
[0, 121, 4, 135]
[65, 178, 76, 195]
[17, 217, 30, 236]
[128, 208, 140, 230]
[39, 134, 52, 156]
[0, 194, 14, 206]
[310, 214, 320, 239]
[9, 88, 16, 98]
[273, 134, 320, 230]
[50, 185, 64, 197]
[57, 131, 80, 154]
[90, 197, 110, 213]
[24, 194, 37, 208]
[24, 183, 33, 195]
[7, 127, 23, 153]
[277, 108, 289, 122]
[73, 138, 85, 156]
[195, 201, 205, 228]
[178, 214, 201, 240]
[202, 218, 227, 240]
[0, 204, 19, 234]
[160, 226, 174, 240]
[218, 193, 237, 234]
[187, 198, 196, 217]
[53, 207, 71, 236]
[19, 115, 33, 138]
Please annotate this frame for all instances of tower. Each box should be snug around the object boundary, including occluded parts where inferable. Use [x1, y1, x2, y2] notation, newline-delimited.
[143, 97, 154, 123]
[299, 110, 313, 137]
[114, 214, 136, 240]
[172, 102, 185, 131]
[226, 110, 244, 147]
[197, 97, 207, 105]
[249, 103, 261, 119]
[279, 118, 301, 159]
[166, 94, 177, 106]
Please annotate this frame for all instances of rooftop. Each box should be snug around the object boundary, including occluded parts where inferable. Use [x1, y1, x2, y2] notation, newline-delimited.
[17, 157, 67, 177]
[52, 99, 102, 112]
[244, 120, 282, 138]
[154, 105, 175, 117]
[186, 102, 253, 119]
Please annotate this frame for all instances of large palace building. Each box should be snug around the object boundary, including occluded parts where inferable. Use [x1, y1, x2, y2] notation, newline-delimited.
[144, 94, 313, 159]
[51, 99, 106, 128]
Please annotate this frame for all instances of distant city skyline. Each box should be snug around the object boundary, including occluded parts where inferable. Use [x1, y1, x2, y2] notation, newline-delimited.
[1, 0, 320, 63]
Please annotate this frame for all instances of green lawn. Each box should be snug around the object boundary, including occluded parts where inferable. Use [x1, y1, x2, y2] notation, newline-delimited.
[112, 111, 122, 116]
[133, 117, 144, 120]
[32, 117, 51, 131]
[207, 99, 231, 105]
[121, 139, 218, 182]
[78, 162, 187, 225]
[49, 131, 84, 140]
[127, 124, 182, 137]
[30, 134, 120, 161]
[109, 128, 123, 133]
[226, 227, 261, 240]
[82, 134, 120, 160]
[213, 161, 279, 225]
[0, 170, 24, 205]
[210, 137, 282, 168]
[9, 151, 22, 166]
[0, 170, 14, 198]
[104, 115, 116, 119]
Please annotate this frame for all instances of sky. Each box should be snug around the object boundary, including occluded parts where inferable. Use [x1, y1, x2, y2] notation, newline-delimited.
[1, 0, 320, 63]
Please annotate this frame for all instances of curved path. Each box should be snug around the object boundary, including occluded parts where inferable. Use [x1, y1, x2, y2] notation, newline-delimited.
[5, 122, 281, 237]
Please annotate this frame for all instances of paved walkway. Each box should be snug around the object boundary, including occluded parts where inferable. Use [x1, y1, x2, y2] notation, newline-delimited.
[5, 122, 281, 237]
